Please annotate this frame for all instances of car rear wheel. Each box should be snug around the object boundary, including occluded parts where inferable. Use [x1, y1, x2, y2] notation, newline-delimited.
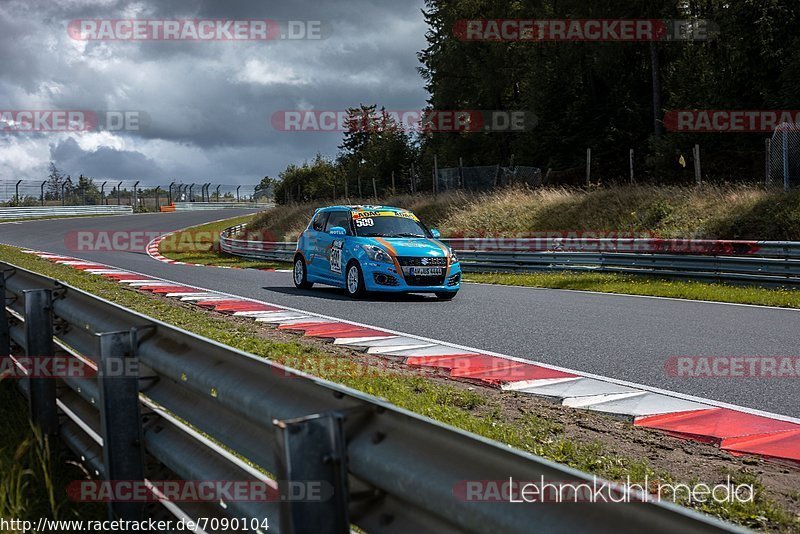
[436, 291, 458, 300]
[293, 256, 314, 289]
[346, 261, 366, 299]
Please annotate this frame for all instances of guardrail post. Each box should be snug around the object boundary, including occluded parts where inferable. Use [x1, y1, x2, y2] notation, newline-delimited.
[274, 412, 350, 534]
[24, 289, 58, 437]
[97, 330, 145, 522]
[0, 272, 9, 360]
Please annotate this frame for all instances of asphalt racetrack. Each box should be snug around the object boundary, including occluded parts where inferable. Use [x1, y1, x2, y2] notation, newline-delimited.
[1, 210, 798, 417]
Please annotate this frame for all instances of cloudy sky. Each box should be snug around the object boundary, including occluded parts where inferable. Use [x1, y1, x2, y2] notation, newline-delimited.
[0, 0, 429, 186]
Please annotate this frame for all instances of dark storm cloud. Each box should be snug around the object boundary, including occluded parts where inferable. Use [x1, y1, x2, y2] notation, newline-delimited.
[0, 0, 428, 184]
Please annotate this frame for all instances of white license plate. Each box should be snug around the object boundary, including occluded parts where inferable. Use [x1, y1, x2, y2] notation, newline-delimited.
[409, 267, 443, 276]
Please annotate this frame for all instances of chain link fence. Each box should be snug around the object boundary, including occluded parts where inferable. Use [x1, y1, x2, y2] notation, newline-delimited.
[436, 165, 542, 192]
[0, 179, 268, 211]
[768, 123, 800, 190]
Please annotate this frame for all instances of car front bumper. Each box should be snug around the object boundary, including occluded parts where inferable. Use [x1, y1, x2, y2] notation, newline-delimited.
[361, 261, 462, 293]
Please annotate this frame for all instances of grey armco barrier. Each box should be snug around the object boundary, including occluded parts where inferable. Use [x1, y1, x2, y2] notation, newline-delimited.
[0, 205, 133, 220]
[0, 263, 738, 533]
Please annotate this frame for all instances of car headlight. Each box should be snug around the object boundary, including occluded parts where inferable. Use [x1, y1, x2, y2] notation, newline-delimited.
[362, 245, 393, 264]
[449, 248, 459, 264]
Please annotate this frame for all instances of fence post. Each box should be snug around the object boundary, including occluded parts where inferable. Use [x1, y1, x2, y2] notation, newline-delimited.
[693, 145, 702, 185]
[410, 162, 416, 194]
[433, 154, 439, 195]
[629, 149, 635, 184]
[458, 157, 464, 189]
[391, 171, 395, 195]
[765, 138, 771, 186]
[24, 289, 58, 437]
[0, 271, 8, 361]
[585, 148, 592, 186]
[40, 181, 46, 206]
[274, 413, 350, 533]
[783, 129, 790, 192]
[236, 185, 241, 202]
[97, 330, 145, 521]
[371, 176, 377, 201]
[133, 181, 139, 211]
[117, 182, 122, 205]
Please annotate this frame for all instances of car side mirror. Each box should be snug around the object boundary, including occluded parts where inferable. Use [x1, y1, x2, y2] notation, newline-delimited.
[329, 226, 347, 236]
[430, 229, 441, 239]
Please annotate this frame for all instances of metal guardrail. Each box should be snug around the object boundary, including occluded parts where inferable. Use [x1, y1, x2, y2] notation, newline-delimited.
[219, 225, 800, 286]
[219, 223, 296, 262]
[0, 264, 735, 533]
[171, 202, 270, 211]
[0, 205, 133, 220]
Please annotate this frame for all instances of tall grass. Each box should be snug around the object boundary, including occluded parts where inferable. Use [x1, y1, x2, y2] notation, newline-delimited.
[0, 381, 103, 528]
[247, 185, 800, 241]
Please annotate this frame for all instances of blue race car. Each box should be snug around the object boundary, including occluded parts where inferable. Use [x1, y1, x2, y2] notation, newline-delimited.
[292, 205, 461, 299]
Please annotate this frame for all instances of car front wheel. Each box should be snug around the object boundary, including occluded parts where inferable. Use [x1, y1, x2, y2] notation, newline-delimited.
[293, 256, 314, 289]
[345, 261, 366, 299]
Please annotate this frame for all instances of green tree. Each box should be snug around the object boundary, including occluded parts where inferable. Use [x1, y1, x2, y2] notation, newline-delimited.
[337, 105, 416, 197]
[274, 155, 338, 204]
[45, 162, 64, 200]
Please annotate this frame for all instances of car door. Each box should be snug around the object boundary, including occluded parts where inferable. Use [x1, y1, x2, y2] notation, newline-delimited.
[306, 210, 329, 278]
[317, 210, 352, 282]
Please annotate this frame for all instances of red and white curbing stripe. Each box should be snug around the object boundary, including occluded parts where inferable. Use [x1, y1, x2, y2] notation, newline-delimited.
[145, 238, 185, 265]
[24, 249, 800, 465]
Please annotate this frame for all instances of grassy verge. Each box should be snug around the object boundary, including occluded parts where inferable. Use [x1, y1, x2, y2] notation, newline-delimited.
[0, 381, 104, 526]
[1, 243, 798, 531]
[463, 271, 800, 308]
[157, 213, 288, 269]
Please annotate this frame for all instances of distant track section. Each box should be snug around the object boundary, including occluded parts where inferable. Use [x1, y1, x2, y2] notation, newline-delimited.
[0, 205, 132, 220]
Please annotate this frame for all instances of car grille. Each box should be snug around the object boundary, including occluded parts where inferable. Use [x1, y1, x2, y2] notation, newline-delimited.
[396, 257, 448, 286]
[397, 256, 447, 267]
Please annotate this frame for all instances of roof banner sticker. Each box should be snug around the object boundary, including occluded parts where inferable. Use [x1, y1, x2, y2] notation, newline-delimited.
[352, 209, 419, 221]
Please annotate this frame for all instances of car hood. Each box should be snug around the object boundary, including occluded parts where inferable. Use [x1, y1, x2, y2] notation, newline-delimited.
[373, 237, 448, 258]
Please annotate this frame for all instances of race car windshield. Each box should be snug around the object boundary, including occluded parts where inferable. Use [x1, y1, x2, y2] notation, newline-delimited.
[354, 215, 429, 238]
